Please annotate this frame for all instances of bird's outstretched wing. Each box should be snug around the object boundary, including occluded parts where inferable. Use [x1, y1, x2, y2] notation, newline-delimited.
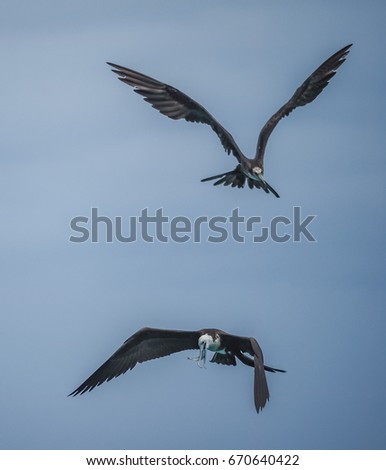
[254, 44, 352, 168]
[69, 328, 199, 396]
[249, 337, 270, 413]
[214, 333, 270, 413]
[107, 63, 247, 164]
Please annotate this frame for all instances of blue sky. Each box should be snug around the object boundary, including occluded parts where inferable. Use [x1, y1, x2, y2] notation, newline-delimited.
[1, 0, 385, 450]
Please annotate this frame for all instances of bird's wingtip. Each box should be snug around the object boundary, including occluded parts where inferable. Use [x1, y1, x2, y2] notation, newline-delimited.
[106, 61, 121, 69]
[341, 44, 353, 56]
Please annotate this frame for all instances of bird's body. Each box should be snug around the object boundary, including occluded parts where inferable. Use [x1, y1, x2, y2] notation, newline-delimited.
[69, 327, 285, 413]
[107, 44, 351, 197]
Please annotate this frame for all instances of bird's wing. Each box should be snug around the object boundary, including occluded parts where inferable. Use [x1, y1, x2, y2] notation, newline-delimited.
[220, 334, 270, 412]
[250, 338, 270, 413]
[69, 328, 200, 396]
[254, 44, 352, 168]
[107, 63, 247, 164]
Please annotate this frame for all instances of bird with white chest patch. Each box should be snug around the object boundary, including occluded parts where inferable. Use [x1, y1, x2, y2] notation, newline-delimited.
[69, 327, 285, 413]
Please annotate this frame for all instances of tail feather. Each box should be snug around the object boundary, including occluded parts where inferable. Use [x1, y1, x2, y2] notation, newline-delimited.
[201, 170, 235, 182]
[264, 365, 286, 374]
[201, 167, 280, 197]
[213, 176, 228, 186]
[210, 352, 237, 366]
[265, 181, 280, 198]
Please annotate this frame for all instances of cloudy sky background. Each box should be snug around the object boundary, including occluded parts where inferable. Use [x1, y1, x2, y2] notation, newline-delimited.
[1, 0, 385, 450]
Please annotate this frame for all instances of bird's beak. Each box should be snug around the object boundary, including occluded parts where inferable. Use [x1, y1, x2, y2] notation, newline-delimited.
[253, 171, 264, 182]
[188, 343, 207, 368]
[198, 343, 207, 368]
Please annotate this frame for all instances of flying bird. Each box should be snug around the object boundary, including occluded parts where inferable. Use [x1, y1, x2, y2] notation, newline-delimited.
[107, 44, 351, 197]
[69, 327, 285, 413]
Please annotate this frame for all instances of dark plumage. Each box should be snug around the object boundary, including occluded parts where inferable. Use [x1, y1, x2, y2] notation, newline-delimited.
[69, 327, 285, 413]
[107, 44, 351, 197]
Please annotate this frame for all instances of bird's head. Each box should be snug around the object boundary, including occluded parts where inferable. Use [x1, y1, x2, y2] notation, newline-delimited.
[192, 333, 222, 368]
[198, 333, 221, 351]
[252, 166, 263, 177]
[198, 334, 212, 352]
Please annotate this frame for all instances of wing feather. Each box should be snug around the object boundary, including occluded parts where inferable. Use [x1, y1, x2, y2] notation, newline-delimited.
[250, 338, 270, 413]
[254, 44, 352, 167]
[69, 328, 200, 396]
[219, 334, 271, 413]
[107, 63, 246, 163]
